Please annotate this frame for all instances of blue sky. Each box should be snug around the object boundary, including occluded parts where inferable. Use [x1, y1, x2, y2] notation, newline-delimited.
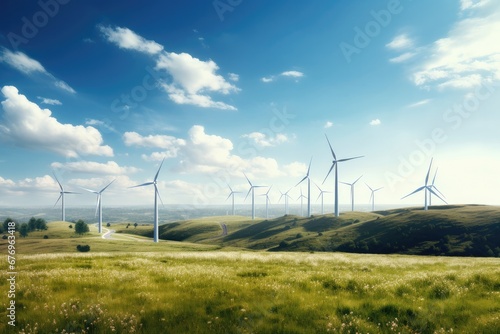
[1, 0, 499, 209]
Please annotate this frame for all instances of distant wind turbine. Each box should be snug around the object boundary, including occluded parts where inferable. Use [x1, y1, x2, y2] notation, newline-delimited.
[260, 186, 272, 219]
[295, 157, 313, 217]
[244, 173, 265, 220]
[402, 158, 446, 211]
[314, 181, 331, 215]
[226, 184, 241, 215]
[297, 188, 307, 216]
[341, 175, 363, 211]
[366, 183, 383, 212]
[428, 168, 447, 206]
[130, 159, 165, 242]
[322, 134, 363, 217]
[278, 188, 292, 215]
[80, 179, 115, 234]
[53, 172, 79, 222]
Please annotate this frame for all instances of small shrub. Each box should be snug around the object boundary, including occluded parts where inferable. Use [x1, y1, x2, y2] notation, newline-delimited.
[69, 224, 73, 229]
[296, 233, 303, 239]
[76, 244, 91, 252]
[279, 240, 289, 248]
[2, 235, 7, 239]
[43, 235, 49, 239]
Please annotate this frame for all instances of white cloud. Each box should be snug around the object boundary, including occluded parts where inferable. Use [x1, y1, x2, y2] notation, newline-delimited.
[0, 86, 113, 157]
[123, 131, 186, 159]
[370, 119, 381, 126]
[161, 83, 237, 110]
[406, 99, 431, 108]
[389, 52, 416, 63]
[242, 132, 289, 147]
[281, 70, 304, 78]
[85, 119, 117, 133]
[0, 49, 46, 74]
[386, 34, 414, 50]
[0, 49, 76, 93]
[99, 26, 163, 55]
[37, 97, 62, 105]
[324, 121, 333, 128]
[228, 73, 239, 82]
[460, 0, 491, 10]
[261, 76, 274, 83]
[51, 160, 139, 175]
[283, 161, 307, 178]
[412, 4, 500, 89]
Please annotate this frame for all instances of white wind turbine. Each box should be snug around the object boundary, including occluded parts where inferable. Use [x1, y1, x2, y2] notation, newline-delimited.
[297, 188, 307, 216]
[80, 179, 115, 234]
[278, 188, 292, 215]
[130, 159, 165, 242]
[323, 134, 363, 217]
[244, 173, 265, 220]
[314, 181, 331, 215]
[428, 168, 447, 206]
[53, 172, 79, 222]
[366, 183, 383, 212]
[260, 186, 272, 219]
[295, 157, 313, 217]
[226, 184, 242, 215]
[402, 158, 446, 211]
[341, 175, 363, 211]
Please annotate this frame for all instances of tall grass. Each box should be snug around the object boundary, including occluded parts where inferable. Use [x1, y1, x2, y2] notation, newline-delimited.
[1, 252, 499, 333]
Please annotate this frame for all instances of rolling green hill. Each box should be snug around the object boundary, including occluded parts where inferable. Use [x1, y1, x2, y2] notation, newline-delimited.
[151, 205, 500, 257]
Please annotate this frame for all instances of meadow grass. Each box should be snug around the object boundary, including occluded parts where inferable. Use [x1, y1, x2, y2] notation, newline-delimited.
[1, 251, 499, 333]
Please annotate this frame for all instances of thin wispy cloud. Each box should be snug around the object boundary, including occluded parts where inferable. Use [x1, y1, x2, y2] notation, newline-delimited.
[406, 99, 431, 108]
[261, 70, 304, 83]
[38, 97, 62, 105]
[324, 121, 333, 129]
[242, 132, 289, 147]
[386, 34, 414, 50]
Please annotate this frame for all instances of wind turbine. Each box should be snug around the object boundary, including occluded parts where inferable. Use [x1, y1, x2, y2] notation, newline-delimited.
[297, 188, 307, 216]
[244, 173, 265, 220]
[80, 179, 115, 234]
[401, 158, 446, 211]
[278, 188, 292, 215]
[322, 134, 363, 217]
[295, 157, 313, 217]
[53, 172, 79, 222]
[341, 175, 363, 211]
[366, 183, 383, 212]
[314, 181, 331, 215]
[260, 186, 272, 219]
[428, 168, 447, 206]
[226, 184, 241, 215]
[130, 159, 164, 242]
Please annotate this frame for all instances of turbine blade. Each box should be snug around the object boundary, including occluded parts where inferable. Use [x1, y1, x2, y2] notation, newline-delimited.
[156, 186, 165, 207]
[322, 163, 336, 184]
[244, 187, 252, 201]
[306, 156, 312, 176]
[295, 176, 307, 188]
[427, 186, 447, 204]
[53, 194, 62, 208]
[365, 183, 373, 192]
[64, 191, 80, 194]
[324, 134, 337, 160]
[340, 182, 351, 186]
[337, 156, 364, 163]
[52, 171, 63, 191]
[95, 195, 100, 217]
[431, 185, 446, 198]
[154, 158, 165, 182]
[129, 182, 154, 188]
[80, 187, 98, 194]
[425, 158, 433, 186]
[353, 175, 363, 185]
[401, 186, 426, 199]
[375, 187, 384, 192]
[243, 172, 252, 187]
[100, 179, 116, 193]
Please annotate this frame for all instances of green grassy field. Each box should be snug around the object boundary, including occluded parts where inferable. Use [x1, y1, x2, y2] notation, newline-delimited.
[1, 251, 499, 333]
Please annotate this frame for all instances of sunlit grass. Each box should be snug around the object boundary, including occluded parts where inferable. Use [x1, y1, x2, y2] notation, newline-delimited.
[1, 252, 498, 333]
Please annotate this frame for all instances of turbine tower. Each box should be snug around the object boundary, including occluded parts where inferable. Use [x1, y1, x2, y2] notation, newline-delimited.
[278, 188, 292, 215]
[297, 188, 307, 216]
[244, 173, 265, 220]
[226, 184, 241, 215]
[295, 157, 313, 217]
[314, 181, 331, 215]
[260, 186, 272, 219]
[401, 158, 446, 211]
[130, 159, 164, 242]
[53, 172, 79, 222]
[341, 175, 363, 211]
[322, 135, 363, 217]
[366, 183, 383, 212]
[81, 179, 115, 234]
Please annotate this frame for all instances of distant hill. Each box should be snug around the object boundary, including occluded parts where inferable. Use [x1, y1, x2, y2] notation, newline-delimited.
[153, 205, 500, 257]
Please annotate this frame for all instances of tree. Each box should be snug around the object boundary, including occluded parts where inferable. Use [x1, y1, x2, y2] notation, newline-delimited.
[28, 217, 37, 231]
[3, 217, 16, 231]
[106, 223, 111, 227]
[19, 223, 29, 237]
[74, 220, 89, 235]
[134, 223, 138, 229]
[35, 218, 48, 231]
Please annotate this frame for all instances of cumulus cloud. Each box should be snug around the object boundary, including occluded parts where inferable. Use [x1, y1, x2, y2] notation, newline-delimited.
[123, 131, 186, 159]
[241, 132, 289, 147]
[51, 160, 140, 175]
[411, 3, 500, 89]
[0, 49, 76, 93]
[460, 0, 491, 10]
[100, 25, 238, 110]
[0, 86, 113, 157]
[370, 119, 381, 126]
